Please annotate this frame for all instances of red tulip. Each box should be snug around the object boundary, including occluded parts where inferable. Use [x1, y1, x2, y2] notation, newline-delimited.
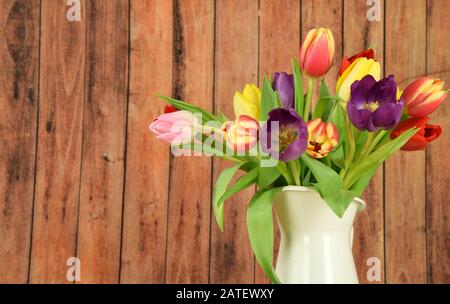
[164, 105, 178, 114]
[390, 117, 442, 151]
[338, 49, 375, 77]
[401, 77, 447, 117]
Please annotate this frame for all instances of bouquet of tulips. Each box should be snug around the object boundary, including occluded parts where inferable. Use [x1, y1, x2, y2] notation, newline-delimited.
[150, 28, 446, 283]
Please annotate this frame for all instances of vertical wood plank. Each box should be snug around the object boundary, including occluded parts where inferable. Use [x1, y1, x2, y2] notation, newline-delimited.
[0, 0, 39, 283]
[209, 0, 258, 284]
[77, 0, 129, 283]
[165, 0, 214, 283]
[255, 0, 301, 284]
[29, 0, 86, 283]
[343, 0, 385, 284]
[120, 0, 172, 284]
[426, 0, 450, 284]
[385, 0, 427, 283]
[302, 0, 343, 93]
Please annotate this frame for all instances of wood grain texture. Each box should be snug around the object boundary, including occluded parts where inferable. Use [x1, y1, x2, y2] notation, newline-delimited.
[210, 0, 258, 284]
[0, 0, 39, 283]
[76, 0, 129, 283]
[302, 0, 343, 95]
[0, 0, 448, 284]
[425, 0, 450, 284]
[344, 0, 385, 284]
[29, 0, 86, 283]
[385, 0, 427, 283]
[255, 0, 301, 284]
[120, 0, 172, 284]
[165, 0, 214, 283]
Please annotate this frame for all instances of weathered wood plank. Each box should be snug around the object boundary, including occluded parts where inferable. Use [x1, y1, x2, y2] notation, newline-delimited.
[385, 0, 427, 283]
[343, 0, 385, 284]
[165, 0, 214, 283]
[29, 0, 86, 283]
[76, 0, 129, 283]
[255, 0, 301, 284]
[120, 0, 172, 284]
[210, 0, 258, 284]
[0, 0, 39, 283]
[425, 0, 450, 284]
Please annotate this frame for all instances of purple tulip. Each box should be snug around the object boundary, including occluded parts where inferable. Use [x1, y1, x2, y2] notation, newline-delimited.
[261, 108, 308, 161]
[347, 75, 404, 132]
[273, 72, 295, 109]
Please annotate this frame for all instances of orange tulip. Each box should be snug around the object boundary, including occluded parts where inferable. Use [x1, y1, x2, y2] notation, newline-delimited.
[306, 118, 339, 158]
[299, 28, 335, 78]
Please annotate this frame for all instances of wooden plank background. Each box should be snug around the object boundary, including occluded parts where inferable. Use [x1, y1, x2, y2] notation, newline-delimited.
[0, 0, 448, 284]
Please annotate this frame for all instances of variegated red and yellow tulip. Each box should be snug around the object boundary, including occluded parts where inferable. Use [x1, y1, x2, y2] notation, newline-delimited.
[402, 77, 447, 117]
[306, 118, 339, 158]
[222, 115, 259, 153]
[299, 28, 335, 78]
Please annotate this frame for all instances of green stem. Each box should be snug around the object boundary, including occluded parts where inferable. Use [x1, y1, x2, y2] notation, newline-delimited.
[289, 160, 301, 186]
[340, 116, 356, 178]
[303, 77, 315, 120]
[359, 130, 386, 161]
[277, 162, 294, 185]
[358, 132, 376, 160]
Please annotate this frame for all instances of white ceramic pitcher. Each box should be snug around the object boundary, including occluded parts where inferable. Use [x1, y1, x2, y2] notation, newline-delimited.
[274, 186, 366, 284]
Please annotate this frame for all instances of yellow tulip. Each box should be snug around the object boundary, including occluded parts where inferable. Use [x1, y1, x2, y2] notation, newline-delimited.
[233, 84, 261, 120]
[336, 57, 381, 102]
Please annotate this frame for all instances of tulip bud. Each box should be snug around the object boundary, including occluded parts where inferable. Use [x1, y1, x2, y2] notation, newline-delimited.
[233, 84, 261, 120]
[401, 77, 447, 117]
[391, 116, 442, 151]
[306, 118, 339, 158]
[149, 110, 198, 145]
[222, 115, 259, 153]
[299, 28, 335, 78]
[273, 72, 294, 109]
[336, 57, 381, 102]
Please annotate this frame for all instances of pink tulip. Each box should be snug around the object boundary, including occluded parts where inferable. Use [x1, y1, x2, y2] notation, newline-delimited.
[402, 77, 447, 117]
[299, 28, 335, 78]
[149, 110, 198, 144]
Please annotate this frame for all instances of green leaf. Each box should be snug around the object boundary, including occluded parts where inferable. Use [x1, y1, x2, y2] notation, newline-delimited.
[215, 167, 259, 230]
[213, 164, 245, 231]
[247, 188, 283, 284]
[328, 145, 346, 169]
[354, 130, 368, 158]
[350, 165, 380, 197]
[301, 154, 356, 217]
[330, 103, 349, 157]
[302, 169, 311, 185]
[258, 166, 281, 189]
[260, 76, 278, 121]
[313, 80, 336, 121]
[216, 111, 229, 123]
[157, 95, 216, 123]
[344, 127, 419, 189]
[292, 58, 304, 116]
